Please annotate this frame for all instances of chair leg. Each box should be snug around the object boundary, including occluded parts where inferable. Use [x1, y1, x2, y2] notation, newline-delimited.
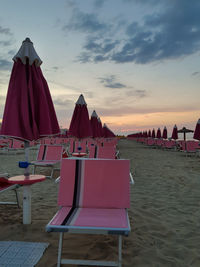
[33, 165, 36, 174]
[50, 167, 54, 179]
[14, 188, 20, 208]
[57, 232, 64, 267]
[118, 235, 122, 267]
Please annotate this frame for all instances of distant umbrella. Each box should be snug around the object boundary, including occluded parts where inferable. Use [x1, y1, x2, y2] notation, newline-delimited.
[171, 125, 178, 140]
[68, 94, 92, 139]
[97, 117, 104, 137]
[156, 128, 161, 138]
[193, 119, 200, 140]
[178, 127, 194, 141]
[152, 129, 156, 138]
[103, 123, 115, 138]
[90, 110, 100, 138]
[148, 129, 151, 137]
[162, 126, 168, 139]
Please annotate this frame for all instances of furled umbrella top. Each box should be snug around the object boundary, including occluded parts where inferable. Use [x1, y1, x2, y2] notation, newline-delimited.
[152, 128, 156, 138]
[156, 128, 161, 138]
[171, 124, 178, 140]
[148, 129, 151, 138]
[162, 126, 168, 139]
[90, 110, 100, 138]
[193, 119, 200, 140]
[103, 123, 115, 138]
[97, 117, 104, 137]
[1, 37, 60, 141]
[68, 94, 92, 139]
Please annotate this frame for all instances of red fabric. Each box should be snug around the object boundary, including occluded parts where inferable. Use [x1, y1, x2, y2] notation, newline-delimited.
[90, 117, 100, 138]
[152, 129, 156, 138]
[68, 104, 92, 139]
[171, 125, 178, 140]
[162, 128, 168, 139]
[1, 60, 60, 141]
[103, 126, 115, 138]
[193, 120, 200, 140]
[156, 128, 161, 138]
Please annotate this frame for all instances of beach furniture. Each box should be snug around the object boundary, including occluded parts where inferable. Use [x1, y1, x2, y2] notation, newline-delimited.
[96, 145, 117, 159]
[31, 144, 63, 179]
[46, 158, 131, 267]
[0, 174, 20, 207]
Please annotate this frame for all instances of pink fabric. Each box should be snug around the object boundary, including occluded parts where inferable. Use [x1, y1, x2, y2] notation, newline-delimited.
[58, 159, 76, 206]
[45, 145, 63, 161]
[171, 125, 178, 140]
[68, 102, 92, 139]
[162, 128, 168, 139]
[193, 119, 200, 140]
[72, 208, 129, 228]
[81, 160, 130, 209]
[1, 60, 60, 141]
[37, 145, 45, 160]
[74, 140, 87, 153]
[50, 207, 72, 225]
[97, 146, 116, 159]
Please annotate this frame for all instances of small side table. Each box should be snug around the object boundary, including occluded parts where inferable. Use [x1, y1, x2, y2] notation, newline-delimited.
[72, 152, 87, 158]
[8, 174, 45, 224]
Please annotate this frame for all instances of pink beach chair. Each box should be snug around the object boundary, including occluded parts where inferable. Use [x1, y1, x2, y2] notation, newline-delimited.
[31, 145, 63, 179]
[46, 158, 131, 267]
[96, 145, 117, 159]
[0, 174, 20, 207]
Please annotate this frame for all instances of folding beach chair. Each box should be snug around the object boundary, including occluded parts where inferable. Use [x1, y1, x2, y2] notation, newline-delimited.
[0, 174, 20, 207]
[96, 145, 117, 159]
[31, 145, 63, 179]
[46, 158, 131, 267]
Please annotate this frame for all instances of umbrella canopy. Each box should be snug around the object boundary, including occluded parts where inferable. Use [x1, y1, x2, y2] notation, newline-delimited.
[156, 128, 161, 138]
[193, 119, 200, 140]
[162, 126, 168, 139]
[103, 123, 115, 138]
[171, 124, 178, 140]
[178, 126, 194, 141]
[97, 117, 104, 137]
[148, 130, 151, 138]
[152, 129, 156, 138]
[1, 38, 60, 141]
[68, 94, 92, 139]
[90, 110, 100, 138]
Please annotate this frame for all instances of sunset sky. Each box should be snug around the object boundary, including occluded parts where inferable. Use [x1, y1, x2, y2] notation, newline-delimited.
[0, 0, 200, 136]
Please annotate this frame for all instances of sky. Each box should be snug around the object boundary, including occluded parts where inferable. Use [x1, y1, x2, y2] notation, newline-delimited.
[0, 0, 200, 136]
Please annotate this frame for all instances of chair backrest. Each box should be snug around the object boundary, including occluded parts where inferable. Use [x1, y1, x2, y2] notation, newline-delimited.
[74, 140, 87, 153]
[58, 158, 130, 209]
[36, 145, 63, 161]
[96, 145, 116, 159]
[88, 143, 97, 158]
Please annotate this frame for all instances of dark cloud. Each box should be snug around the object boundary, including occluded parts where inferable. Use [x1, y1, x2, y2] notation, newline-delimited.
[0, 26, 12, 36]
[192, 71, 200, 76]
[94, 0, 105, 8]
[0, 59, 12, 71]
[69, 0, 200, 64]
[63, 8, 109, 34]
[99, 75, 127, 89]
[126, 89, 147, 98]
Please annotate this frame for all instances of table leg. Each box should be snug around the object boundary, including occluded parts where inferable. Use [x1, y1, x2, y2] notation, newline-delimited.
[23, 185, 31, 224]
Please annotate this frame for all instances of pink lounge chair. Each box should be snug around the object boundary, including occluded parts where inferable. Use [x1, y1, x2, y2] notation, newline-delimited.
[0, 174, 20, 207]
[96, 145, 117, 159]
[31, 145, 63, 178]
[46, 158, 131, 267]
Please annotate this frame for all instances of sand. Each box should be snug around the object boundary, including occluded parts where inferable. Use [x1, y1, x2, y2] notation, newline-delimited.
[0, 139, 200, 266]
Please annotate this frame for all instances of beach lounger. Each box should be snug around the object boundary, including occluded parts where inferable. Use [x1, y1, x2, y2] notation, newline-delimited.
[96, 145, 117, 159]
[46, 158, 131, 267]
[0, 174, 20, 207]
[31, 145, 63, 179]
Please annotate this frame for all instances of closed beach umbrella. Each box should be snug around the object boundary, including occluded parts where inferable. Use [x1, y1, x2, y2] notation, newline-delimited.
[193, 119, 200, 140]
[152, 129, 156, 138]
[162, 126, 168, 139]
[97, 117, 104, 137]
[178, 127, 194, 141]
[68, 94, 92, 139]
[171, 125, 178, 140]
[156, 128, 161, 138]
[103, 123, 115, 138]
[148, 129, 151, 138]
[1, 38, 60, 142]
[90, 110, 100, 138]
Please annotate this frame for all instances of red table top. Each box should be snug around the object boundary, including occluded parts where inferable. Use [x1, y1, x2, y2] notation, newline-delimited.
[8, 174, 45, 185]
[72, 152, 87, 157]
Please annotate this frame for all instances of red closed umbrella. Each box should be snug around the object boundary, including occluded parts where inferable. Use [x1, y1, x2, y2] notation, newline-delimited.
[103, 123, 115, 138]
[90, 110, 100, 138]
[162, 126, 168, 139]
[171, 125, 178, 140]
[1, 38, 60, 141]
[148, 130, 151, 138]
[152, 129, 156, 138]
[97, 117, 104, 137]
[68, 94, 92, 139]
[156, 128, 161, 138]
[193, 119, 200, 140]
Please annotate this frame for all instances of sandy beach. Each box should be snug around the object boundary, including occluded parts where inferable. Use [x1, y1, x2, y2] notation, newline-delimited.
[0, 139, 200, 266]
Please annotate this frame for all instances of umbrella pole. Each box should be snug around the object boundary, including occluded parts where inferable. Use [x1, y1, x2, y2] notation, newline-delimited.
[24, 140, 31, 224]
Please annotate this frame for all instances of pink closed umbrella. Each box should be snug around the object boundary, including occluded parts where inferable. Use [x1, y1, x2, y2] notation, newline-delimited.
[193, 119, 200, 140]
[1, 38, 60, 142]
[162, 126, 168, 139]
[90, 110, 100, 138]
[103, 123, 115, 138]
[152, 129, 156, 138]
[171, 124, 178, 140]
[156, 128, 161, 138]
[68, 94, 92, 139]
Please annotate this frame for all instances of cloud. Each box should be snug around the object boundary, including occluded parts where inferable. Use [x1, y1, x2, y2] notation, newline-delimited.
[192, 71, 200, 76]
[126, 89, 148, 98]
[94, 0, 105, 8]
[67, 0, 200, 64]
[0, 59, 12, 71]
[99, 75, 127, 89]
[0, 26, 12, 36]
